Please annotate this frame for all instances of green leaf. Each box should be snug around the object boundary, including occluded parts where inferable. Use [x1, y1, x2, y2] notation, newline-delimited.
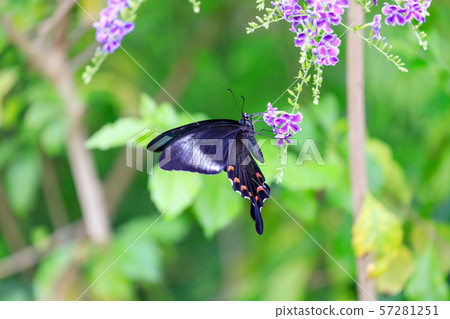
[114, 231, 162, 284]
[128, 215, 190, 244]
[193, 175, 242, 237]
[263, 259, 313, 300]
[405, 242, 449, 301]
[85, 117, 146, 150]
[366, 139, 412, 204]
[148, 169, 201, 218]
[139, 93, 157, 120]
[86, 255, 135, 300]
[352, 193, 403, 258]
[373, 245, 414, 295]
[23, 102, 59, 133]
[0, 67, 18, 104]
[5, 151, 41, 216]
[40, 119, 67, 156]
[146, 102, 179, 131]
[283, 160, 342, 191]
[33, 243, 77, 300]
[279, 189, 318, 223]
[0, 138, 17, 169]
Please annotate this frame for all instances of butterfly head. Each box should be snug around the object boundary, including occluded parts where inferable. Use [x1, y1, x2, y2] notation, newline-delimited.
[240, 112, 249, 124]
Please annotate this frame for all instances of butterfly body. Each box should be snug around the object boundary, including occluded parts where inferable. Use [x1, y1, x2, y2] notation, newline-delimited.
[147, 112, 270, 235]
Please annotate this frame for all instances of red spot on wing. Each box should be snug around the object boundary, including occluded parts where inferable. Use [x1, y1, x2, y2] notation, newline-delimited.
[257, 186, 264, 193]
[249, 192, 253, 197]
[234, 177, 240, 183]
[228, 165, 234, 171]
[255, 196, 259, 201]
[241, 185, 248, 191]
[256, 173, 262, 179]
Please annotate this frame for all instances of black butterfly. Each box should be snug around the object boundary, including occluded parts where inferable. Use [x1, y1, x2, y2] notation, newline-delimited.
[147, 111, 271, 235]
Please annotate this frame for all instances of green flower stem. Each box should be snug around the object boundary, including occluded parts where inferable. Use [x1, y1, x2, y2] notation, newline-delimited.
[340, 22, 408, 72]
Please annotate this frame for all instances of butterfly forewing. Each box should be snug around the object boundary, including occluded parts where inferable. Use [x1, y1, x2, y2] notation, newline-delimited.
[148, 120, 241, 175]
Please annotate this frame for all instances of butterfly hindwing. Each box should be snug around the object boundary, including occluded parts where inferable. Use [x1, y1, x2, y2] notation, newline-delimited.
[226, 135, 270, 235]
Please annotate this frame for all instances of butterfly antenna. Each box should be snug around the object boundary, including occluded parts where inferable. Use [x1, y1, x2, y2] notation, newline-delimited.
[227, 89, 242, 115]
[241, 96, 245, 114]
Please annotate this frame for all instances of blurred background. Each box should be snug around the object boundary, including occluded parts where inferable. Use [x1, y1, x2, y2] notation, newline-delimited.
[0, 0, 448, 301]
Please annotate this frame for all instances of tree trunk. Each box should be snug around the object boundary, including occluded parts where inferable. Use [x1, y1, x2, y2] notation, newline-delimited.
[346, 2, 376, 301]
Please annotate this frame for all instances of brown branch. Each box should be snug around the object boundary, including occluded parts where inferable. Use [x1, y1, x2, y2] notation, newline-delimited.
[0, 222, 84, 280]
[346, 2, 376, 301]
[37, 0, 75, 43]
[0, 181, 27, 253]
[104, 149, 136, 215]
[70, 42, 98, 71]
[1, 14, 111, 244]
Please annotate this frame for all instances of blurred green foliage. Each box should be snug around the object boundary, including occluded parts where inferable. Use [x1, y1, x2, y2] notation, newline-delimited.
[0, 0, 448, 301]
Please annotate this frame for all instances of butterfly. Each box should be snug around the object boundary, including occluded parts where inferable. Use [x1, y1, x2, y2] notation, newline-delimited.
[147, 109, 270, 235]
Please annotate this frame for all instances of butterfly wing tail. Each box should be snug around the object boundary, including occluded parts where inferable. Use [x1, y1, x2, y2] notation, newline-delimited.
[251, 204, 264, 235]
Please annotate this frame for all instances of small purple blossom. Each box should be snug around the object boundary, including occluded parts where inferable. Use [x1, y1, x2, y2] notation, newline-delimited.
[93, 0, 135, 53]
[295, 32, 307, 47]
[316, 11, 341, 33]
[314, 34, 341, 66]
[263, 102, 302, 147]
[373, 0, 378, 5]
[276, 133, 293, 146]
[263, 102, 278, 126]
[275, 0, 309, 33]
[274, 112, 302, 134]
[304, 0, 324, 11]
[404, 1, 426, 23]
[381, 3, 408, 26]
[327, 0, 350, 16]
[371, 14, 382, 39]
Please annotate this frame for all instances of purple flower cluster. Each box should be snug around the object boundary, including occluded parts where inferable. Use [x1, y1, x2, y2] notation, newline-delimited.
[264, 103, 303, 146]
[381, 0, 431, 26]
[93, 0, 135, 53]
[313, 34, 341, 66]
[272, 0, 349, 67]
[371, 14, 382, 39]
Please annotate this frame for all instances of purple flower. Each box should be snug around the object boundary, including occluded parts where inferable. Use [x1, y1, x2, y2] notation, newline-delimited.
[316, 11, 341, 33]
[93, 0, 135, 53]
[314, 34, 341, 66]
[275, 0, 310, 33]
[404, 1, 427, 23]
[327, 0, 350, 16]
[373, 0, 378, 5]
[371, 14, 382, 39]
[274, 112, 302, 134]
[304, 0, 324, 11]
[382, 3, 408, 26]
[295, 32, 307, 47]
[275, 133, 293, 147]
[263, 102, 278, 126]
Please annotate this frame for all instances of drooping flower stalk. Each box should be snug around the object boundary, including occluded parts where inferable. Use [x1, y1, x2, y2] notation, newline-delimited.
[253, 0, 431, 149]
[82, 0, 146, 84]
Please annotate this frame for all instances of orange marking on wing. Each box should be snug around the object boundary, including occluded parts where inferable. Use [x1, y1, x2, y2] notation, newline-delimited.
[255, 196, 259, 201]
[241, 185, 248, 191]
[256, 173, 262, 179]
[249, 192, 253, 197]
[228, 165, 234, 171]
[234, 177, 240, 183]
[257, 186, 264, 193]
